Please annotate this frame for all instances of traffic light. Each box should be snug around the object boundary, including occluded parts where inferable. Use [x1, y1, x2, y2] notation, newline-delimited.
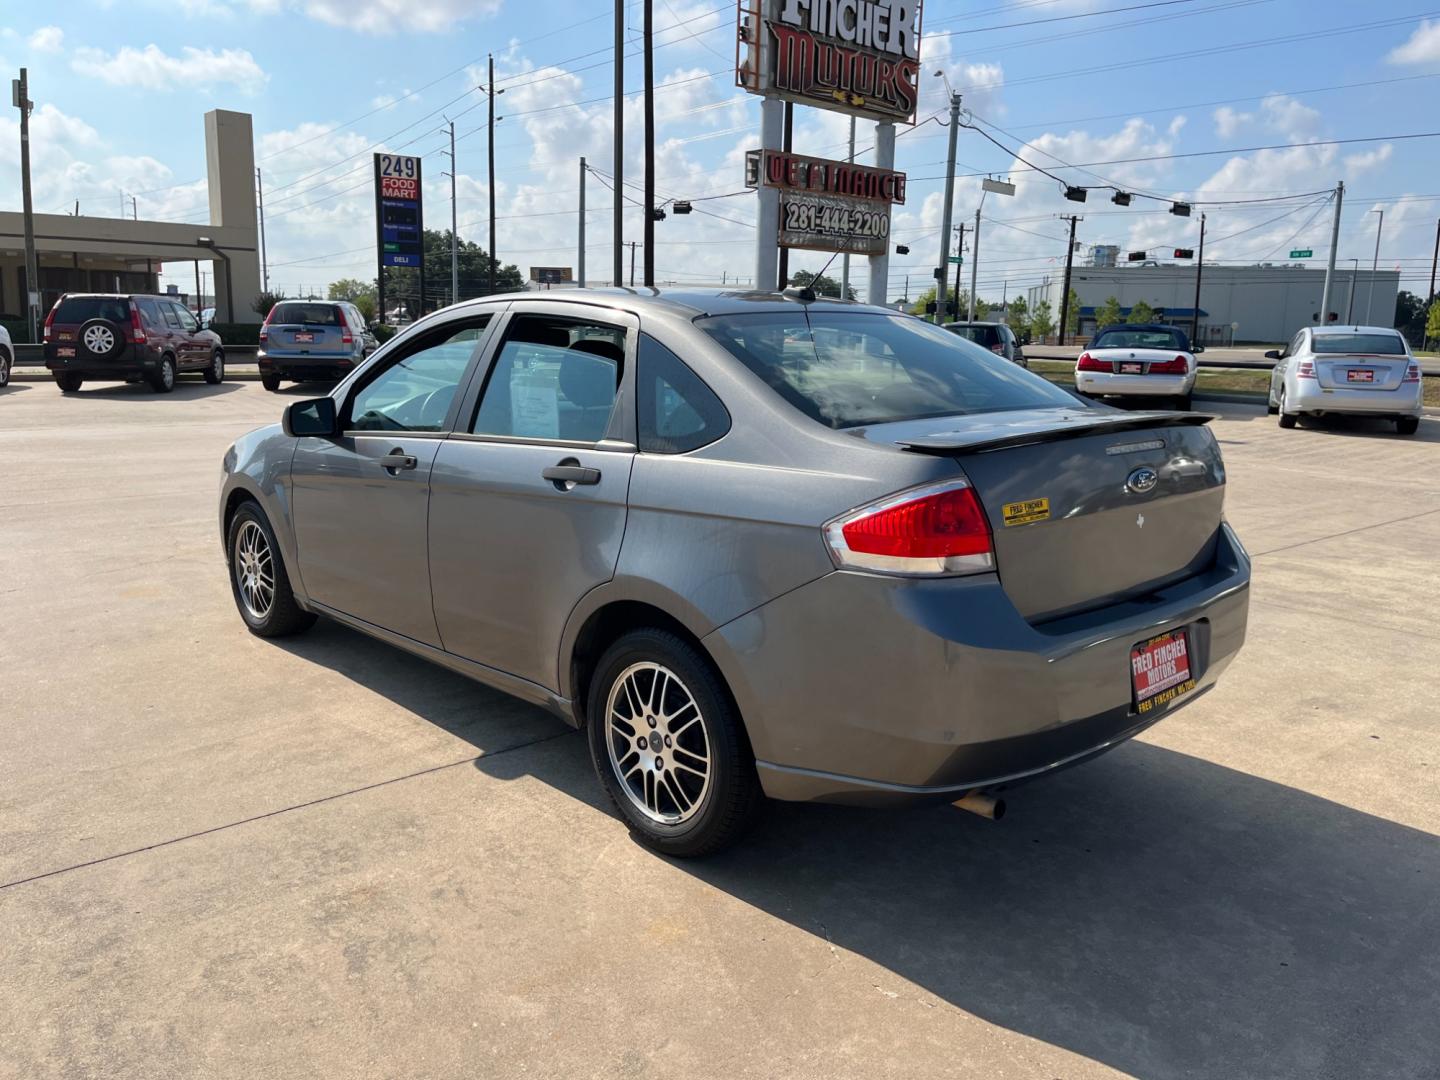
[1173, 248, 1195, 259]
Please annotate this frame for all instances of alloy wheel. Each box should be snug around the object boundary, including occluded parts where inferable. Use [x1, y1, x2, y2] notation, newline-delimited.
[234, 520, 275, 620]
[604, 662, 712, 825]
[83, 325, 115, 354]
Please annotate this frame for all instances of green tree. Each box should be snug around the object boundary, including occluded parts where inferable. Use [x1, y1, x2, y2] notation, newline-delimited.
[1095, 295, 1124, 330]
[1426, 298, 1440, 347]
[1127, 299, 1158, 324]
[328, 278, 378, 324]
[1063, 288, 1082, 335]
[386, 229, 524, 319]
[1030, 299, 1056, 342]
[1394, 290, 1427, 347]
[789, 270, 856, 300]
[908, 285, 968, 319]
[1005, 296, 1028, 333]
[250, 289, 288, 317]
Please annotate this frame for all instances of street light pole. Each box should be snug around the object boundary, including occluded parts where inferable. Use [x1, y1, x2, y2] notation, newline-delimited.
[1059, 215, 1081, 346]
[612, 0, 624, 287]
[256, 169, 269, 292]
[1319, 180, 1344, 326]
[486, 55, 498, 296]
[934, 88, 961, 324]
[578, 157, 587, 288]
[968, 198, 983, 323]
[1366, 208, 1383, 325]
[841, 114, 855, 300]
[14, 69, 40, 342]
[1191, 212, 1206, 346]
[642, 0, 655, 288]
[1347, 258, 1359, 323]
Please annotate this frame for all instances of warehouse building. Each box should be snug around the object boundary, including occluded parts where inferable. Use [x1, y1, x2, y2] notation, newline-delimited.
[1026, 262, 1402, 345]
[0, 110, 262, 331]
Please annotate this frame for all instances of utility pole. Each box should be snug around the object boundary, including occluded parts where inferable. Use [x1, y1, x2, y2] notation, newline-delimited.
[642, 0, 655, 288]
[1347, 259, 1359, 323]
[442, 118, 459, 306]
[14, 69, 40, 342]
[131, 196, 138, 221]
[968, 205, 981, 322]
[486, 55, 499, 296]
[1319, 180, 1344, 327]
[255, 168, 269, 292]
[777, 102, 793, 287]
[613, 0, 624, 287]
[953, 223, 965, 321]
[1191, 212, 1206, 346]
[628, 241, 637, 287]
[841, 114, 855, 300]
[578, 157, 587, 288]
[1058, 214, 1081, 346]
[934, 90, 961, 324]
[1366, 208, 1384, 325]
[1429, 217, 1439, 302]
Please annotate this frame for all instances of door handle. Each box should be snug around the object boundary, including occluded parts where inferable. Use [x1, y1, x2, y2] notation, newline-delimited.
[380, 449, 418, 473]
[543, 459, 601, 487]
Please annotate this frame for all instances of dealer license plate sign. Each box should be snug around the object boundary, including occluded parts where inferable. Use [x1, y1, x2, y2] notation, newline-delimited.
[1347, 369, 1374, 383]
[1131, 630, 1196, 715]
[294, 332, 315, 343]
[58, 347, 76, 357]
[1121, 362, 1143, 374]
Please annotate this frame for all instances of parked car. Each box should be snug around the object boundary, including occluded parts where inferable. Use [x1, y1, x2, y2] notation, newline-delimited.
[944, 320, 1028, 367]
[258, 300, 378, 391]
[42, 293, 225, 393]
[220, 290, 1251, 856]
[1075, 324, 1201, 409]
[0, 322, 12, 388]
[1266, 325, 1422, 435]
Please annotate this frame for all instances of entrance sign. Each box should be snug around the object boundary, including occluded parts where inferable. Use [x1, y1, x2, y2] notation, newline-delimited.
[745, 148, 906, 255]
[374, 153, 424, 270]
[737, 0, 924, 123]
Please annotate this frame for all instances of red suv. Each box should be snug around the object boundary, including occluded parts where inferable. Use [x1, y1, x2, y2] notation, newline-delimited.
[43, 293, 225, 393]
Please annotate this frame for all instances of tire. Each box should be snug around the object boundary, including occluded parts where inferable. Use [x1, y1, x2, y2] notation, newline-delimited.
[586, 628, 763, 857]
[226, 501, 316, 638]
[1397, 416, 1420, 436]
[149, 355, 176, 394]
[203, 349, 225, 385]
[261, 374, 282, 392]
[56, 373, 83, 393]
[1277, 386, 1297, 429]
[0, 348, 10, 387]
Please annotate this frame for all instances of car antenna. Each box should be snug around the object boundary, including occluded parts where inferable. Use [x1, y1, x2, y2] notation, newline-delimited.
[783, 247, 847, 304]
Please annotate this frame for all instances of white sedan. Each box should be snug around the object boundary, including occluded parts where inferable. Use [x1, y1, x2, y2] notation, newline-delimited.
[1267, 326, 1422, 436]
[1075, 324, 1199, 410]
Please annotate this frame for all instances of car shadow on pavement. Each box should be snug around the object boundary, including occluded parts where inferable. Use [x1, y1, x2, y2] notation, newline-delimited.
[278, 619, 1440, 1078]
[477, 724, 1440, 1079]
[1290, 413, 1440, 442]
[54, 381, 245, 400]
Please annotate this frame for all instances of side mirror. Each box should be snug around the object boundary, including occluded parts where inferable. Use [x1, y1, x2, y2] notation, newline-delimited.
[1264, 350, 1281, 361]
[283, 396, 338, 438]
[1192, 344, 1204, 353]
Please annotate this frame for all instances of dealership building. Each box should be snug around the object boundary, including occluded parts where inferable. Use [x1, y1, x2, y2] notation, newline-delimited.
[1025, 261, 1402, 345]
[0, 110, 262, 329]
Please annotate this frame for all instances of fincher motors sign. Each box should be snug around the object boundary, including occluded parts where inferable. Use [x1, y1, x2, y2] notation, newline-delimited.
[737, 0, 923, 122]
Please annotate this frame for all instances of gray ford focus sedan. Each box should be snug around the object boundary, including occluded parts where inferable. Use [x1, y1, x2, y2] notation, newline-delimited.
[220, 289, 1250, 856]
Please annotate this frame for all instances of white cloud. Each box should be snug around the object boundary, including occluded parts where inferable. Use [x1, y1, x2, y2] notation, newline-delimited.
[1213, 107, 1252, 138]
[1387, 18, 1440, 65]
[28, 26, 64, 52]
[290, 0, 501, 33]
[1258, 95, 1320, 139]
[1344, 144, 1393, 172]
[70, 44, 267, 93]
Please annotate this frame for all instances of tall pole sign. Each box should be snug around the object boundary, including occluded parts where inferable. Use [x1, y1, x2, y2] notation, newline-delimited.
[375, 153, 425, 322]
[737, 0, 921, 288]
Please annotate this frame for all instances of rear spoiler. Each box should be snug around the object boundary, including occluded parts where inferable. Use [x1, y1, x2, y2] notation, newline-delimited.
[896, 410, 1213, 456]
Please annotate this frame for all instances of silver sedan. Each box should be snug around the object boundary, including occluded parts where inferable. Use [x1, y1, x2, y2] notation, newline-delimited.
[219, 289, 1250, 856]
[1267, 325, 1423, 435]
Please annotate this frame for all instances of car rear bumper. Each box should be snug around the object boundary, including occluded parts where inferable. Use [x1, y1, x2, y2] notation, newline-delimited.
[44, 348, 156, 378]
[258, 351, 357, 380]
[1290, 381, 1423, 417]
[1077, 371, 1195, 396]
[705, 523, 1250, 806]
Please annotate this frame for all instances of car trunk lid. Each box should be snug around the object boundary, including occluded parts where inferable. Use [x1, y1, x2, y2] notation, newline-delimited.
[1088, 347, 1186, 374]
[858, 408, 1226, 622]
[265, 303, 351, 354]
[1313, 354, 1409, 391]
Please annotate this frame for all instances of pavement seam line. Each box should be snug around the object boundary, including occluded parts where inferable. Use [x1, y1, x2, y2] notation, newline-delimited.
[0, 727, 580, 893]
[1251, 507, 1440, 558]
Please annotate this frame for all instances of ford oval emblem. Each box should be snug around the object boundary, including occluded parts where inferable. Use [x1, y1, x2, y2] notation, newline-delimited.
[1127, 466, 1159, 495]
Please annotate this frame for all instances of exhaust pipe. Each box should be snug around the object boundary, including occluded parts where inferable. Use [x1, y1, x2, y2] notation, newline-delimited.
[953, 792, 1006, 820]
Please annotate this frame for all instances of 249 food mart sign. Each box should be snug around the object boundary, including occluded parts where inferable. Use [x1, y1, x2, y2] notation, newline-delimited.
[374, 153, 425, 269]
[746, 148, 906, 255]
[736, 0, 923, 123]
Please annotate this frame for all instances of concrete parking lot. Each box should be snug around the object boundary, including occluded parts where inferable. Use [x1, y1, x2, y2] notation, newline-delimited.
[2, 372, 1439, 1079]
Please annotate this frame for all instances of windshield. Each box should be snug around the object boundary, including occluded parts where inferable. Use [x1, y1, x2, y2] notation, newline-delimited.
[1312, 333, 1406, 356]
[270, 302, 342, 326]
[697, 311, 1075, 429]
[1092, 327, 1189, 351]
[946, 325, 1000, 347]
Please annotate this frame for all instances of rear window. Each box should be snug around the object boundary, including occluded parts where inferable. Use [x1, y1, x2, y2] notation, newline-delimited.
[1312, 333, 1406, 356]
[1092, 327, 1189, 351]
[55, 297, 130, 324]
[270, 302, 342, 326]
[946, 324, 1000, 348]
[697, 311, 1075, 429]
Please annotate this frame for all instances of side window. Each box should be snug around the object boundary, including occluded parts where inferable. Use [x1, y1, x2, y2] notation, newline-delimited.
[1288, 331, 1305, 358]
[471, 314, 624, 443]
[346, 317, 491, 433]
[637, 334, 730, 454]
[137, 298, 164, 328]
[174, 304, 199, 332]
[162, 303, 183, 330]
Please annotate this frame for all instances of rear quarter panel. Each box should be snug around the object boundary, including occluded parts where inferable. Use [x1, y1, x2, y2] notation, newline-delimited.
[220, 424, 306, 601]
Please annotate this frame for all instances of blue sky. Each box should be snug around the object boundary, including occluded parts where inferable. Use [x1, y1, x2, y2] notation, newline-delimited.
[2, 0, 1439, 303]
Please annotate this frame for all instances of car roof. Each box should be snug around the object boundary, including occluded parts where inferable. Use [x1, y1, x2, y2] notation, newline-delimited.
[447, 287, 888, 320]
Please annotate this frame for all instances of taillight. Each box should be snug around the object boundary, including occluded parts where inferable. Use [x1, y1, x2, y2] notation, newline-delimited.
[824, 481, 995, 577]
[1404, 363, 1420, 383]
[128, 301, 147, 345]
[1297, 360, 1316, 380]
[341, 324, 354, 346]
[259, 305, 274, 344]
[1149, 355, 1188, 375]
[989, 344, 1004, 355]
[43, 300, 59, 343]
[1076, 352, 1108, 372]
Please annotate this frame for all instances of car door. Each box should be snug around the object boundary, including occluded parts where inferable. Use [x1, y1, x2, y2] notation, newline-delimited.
[289, 313, 497, 646]
[170, 302, 205, 367]
[427, 304, 637, 689]
[1271, 330, 1303, 400]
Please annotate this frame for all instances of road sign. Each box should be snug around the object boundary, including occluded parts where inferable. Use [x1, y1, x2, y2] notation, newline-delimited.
[375, 153, 424, 269]
[1290, 249, 1313, 259]
[948, 256, 963, 265]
